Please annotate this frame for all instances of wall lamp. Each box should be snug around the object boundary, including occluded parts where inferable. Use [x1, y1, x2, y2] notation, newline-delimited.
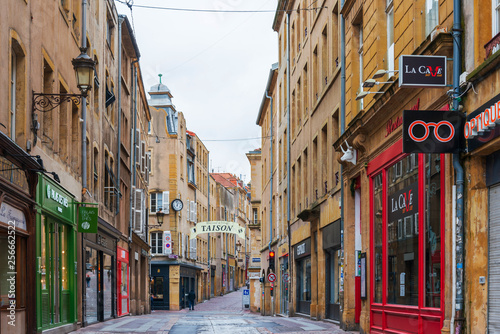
[32, 47, 95, 145]
[355, 91, 384, 101]
[0, 167, 60, 183]
[372, 69, 399, 79]
[155, 209, 165, 226]
[362, 79, 395, 88]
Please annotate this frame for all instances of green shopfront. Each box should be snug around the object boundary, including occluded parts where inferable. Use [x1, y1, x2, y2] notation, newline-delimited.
[36, 174, 77, 332]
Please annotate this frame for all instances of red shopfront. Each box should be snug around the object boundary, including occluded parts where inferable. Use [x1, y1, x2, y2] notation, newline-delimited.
[117, 247, 129, 316]
[368, 139, 445, 333]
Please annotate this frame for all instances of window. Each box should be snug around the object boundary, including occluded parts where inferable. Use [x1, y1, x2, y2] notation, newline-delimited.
[150, 191, 169, 214]
[10, 38, 26, 145]
[358, 24, 364, 110]
[494, 0, 500, 37]
[59, 83, 69, 160]
[187, 157, 195, 185]
[386, 1, 394, 73]
[150, 232, 163, 255]
[93, 56, 100, 115]
[425, 0, 439, 37]
[371, 151, 443, 309]
[322, 25, 328, 89]
[92, 147, 98, 199]
[106, 12, 115, 52]
[42, 58, 54, 147]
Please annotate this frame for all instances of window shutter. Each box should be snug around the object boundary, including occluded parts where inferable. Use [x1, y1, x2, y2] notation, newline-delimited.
[134, 188, 143, 234]
[194, 202, 197, 223]
[146, 151, 151, 183]
[191, 201, 195, 222]
[163, 191, 169, 214]
[141, 141, 146, 174]
[135, 128, 141, 170]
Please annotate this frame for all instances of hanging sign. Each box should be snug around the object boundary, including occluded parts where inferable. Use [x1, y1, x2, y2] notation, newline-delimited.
[78, 206, 98, 233]
[399, 55, 447, 87]
[465, 92, 500, 151]
[190, 221, 245, 239]
[403, 110, 464, 153]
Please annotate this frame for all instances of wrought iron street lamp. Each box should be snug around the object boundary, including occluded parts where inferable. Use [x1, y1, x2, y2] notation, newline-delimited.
[31, 47, 96, 146]
[156, 209, 165, 226]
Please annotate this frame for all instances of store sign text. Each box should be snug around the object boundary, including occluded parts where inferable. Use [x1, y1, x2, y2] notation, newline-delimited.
[464, 99, 500, 139]
[46, 185, 69, 208]
[391, 189, 415, 214]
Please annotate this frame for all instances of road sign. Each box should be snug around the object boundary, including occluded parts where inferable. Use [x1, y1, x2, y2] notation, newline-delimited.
[268, 273, 276, 282]
[242, 289, 250, 309]
[283, 273, 289, 282]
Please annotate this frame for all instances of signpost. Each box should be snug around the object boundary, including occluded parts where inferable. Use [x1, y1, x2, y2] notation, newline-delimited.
[242, 289, 250, 309]
[268, 273, 276, 283]
[282, 273, 289, 283]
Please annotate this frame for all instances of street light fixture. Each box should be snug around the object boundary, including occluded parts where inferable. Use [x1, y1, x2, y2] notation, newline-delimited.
[72, 47, 96, 96]
[31, 48, 96, 146]
[362, 79, 395, 88]
[355, 91, 384, 101]
[372, 69, 399, 79]
[156, 209, 165, 226]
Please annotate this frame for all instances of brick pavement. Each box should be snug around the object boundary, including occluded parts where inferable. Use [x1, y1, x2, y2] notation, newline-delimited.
[70, 288, 359, 334]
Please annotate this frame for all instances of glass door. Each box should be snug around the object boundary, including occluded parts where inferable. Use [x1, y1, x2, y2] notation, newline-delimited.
[40, 216, 70, 328]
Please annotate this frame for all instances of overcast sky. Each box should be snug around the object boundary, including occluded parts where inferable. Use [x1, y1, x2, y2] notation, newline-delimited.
[116, 0, 278, 184]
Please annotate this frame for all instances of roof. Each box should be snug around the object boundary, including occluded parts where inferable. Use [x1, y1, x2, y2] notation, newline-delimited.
[211, 173, 236, 189]
[256, 63, 279, 125]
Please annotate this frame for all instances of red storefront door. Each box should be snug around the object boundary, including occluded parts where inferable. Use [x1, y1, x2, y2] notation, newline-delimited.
[368, 140, 445, 333]
[117, 247, 129, 316]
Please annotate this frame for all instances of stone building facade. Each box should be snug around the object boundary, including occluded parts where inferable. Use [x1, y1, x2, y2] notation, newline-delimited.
[0, 1, 151, 332]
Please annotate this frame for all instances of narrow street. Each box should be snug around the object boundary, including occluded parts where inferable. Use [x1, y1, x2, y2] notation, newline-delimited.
[71, 289, 359, 334]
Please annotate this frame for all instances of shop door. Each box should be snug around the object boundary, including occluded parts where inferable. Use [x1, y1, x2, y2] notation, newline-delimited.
[151, 275, 169, 310]
[488, 184, 500, 332]
[40, 217, 72, 328]
[280, 258, 289, 315]
[325, 249, 340, 320]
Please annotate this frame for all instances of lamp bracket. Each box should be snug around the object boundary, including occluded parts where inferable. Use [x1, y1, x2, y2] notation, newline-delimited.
[32, 92, 84, 113]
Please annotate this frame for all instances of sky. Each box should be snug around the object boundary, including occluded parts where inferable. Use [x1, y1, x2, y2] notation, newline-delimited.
[115, 0, 279, 184]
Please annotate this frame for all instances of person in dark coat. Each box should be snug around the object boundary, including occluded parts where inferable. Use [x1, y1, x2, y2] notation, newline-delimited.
[188, 289, 196, 310]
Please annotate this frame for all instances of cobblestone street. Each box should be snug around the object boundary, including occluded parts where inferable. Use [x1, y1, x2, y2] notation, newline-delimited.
[71, 289, 359, 334]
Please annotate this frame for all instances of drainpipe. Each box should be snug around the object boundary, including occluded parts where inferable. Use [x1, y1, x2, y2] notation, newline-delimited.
[266, 91, 273, 251]
[81, 0, 88, 193]
[286, 7, 292, 315]
[340, 0, 346, 327]
[116, 15, 125, 215]
[452, 0, 464, 333]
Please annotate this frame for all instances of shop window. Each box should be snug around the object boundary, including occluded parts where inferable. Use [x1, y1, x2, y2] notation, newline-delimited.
[425, 0, 439, 37]
[151, 277, 164, 300]
[371, 151, 443, 311]
[386, 155, 419, 305]
[298, 257, 311, 301]
[0, 233, 26, 309]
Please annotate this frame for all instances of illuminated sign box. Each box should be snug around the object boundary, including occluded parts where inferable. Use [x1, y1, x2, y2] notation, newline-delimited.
[399, 55, 447, 87]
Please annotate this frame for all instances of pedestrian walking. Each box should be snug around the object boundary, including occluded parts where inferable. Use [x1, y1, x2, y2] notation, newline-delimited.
[188, 289, 196, 310]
